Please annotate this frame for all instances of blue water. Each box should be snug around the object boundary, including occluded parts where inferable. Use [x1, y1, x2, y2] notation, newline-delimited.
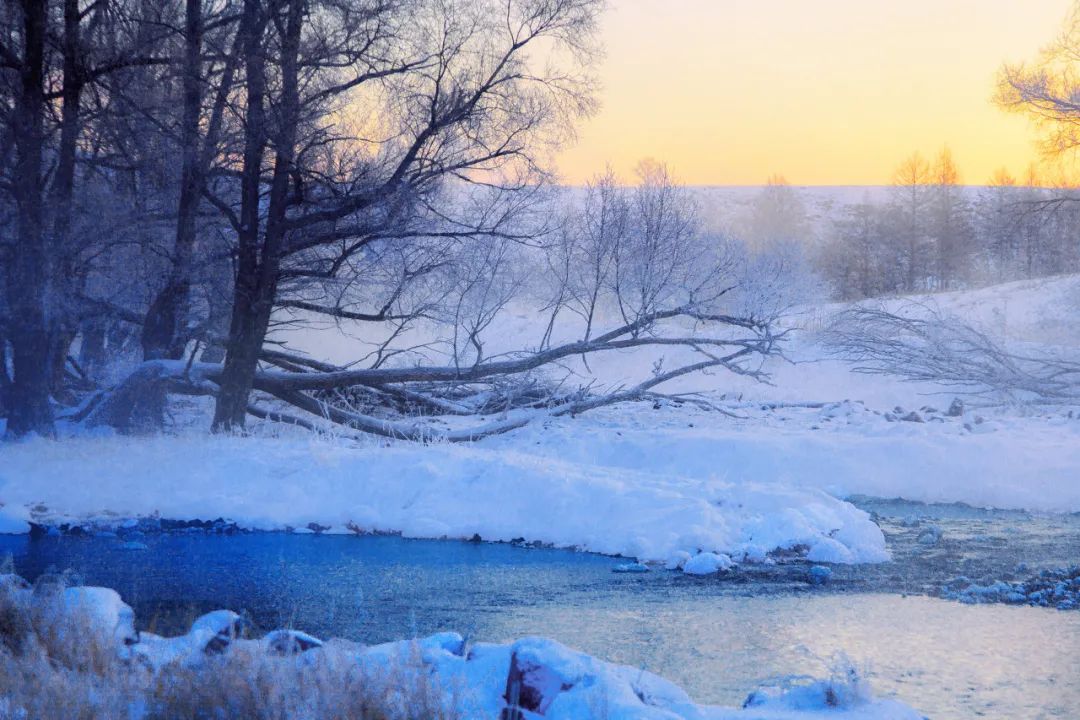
[0, 533, 633, 639]
[2, 520, 1079, 719]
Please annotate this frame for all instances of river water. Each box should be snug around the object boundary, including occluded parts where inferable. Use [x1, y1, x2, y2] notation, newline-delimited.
[2, 499, 1078, 719]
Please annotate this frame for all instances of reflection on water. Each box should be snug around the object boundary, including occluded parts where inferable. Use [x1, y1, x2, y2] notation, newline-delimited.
[481, 593, 1080, 719]
[1, 532, 1078, 719]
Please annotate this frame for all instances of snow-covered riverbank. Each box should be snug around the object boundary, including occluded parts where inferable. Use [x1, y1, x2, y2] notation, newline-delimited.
[0, 431, 889, 568]
[4, 276, 1080, 569]
[4, 398, 1080, 571]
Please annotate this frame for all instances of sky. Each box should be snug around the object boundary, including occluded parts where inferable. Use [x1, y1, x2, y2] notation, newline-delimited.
[554, 0, 1074, 186]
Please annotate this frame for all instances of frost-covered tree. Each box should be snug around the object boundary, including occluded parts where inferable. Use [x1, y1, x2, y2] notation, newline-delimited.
[0, 0, 170, 436]
[927, 147, 973, 290]
[816, 198, 889, 300]
[997, 2, 1080, 159]
[890, 152, 933, 293]
[739, 174, 811, 251]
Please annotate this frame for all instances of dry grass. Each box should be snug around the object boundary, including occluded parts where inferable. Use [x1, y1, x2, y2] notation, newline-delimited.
[0, 580, 460, 720]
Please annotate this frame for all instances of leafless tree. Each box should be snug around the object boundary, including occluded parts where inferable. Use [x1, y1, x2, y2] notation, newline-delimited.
[0, 0, 802, 441]
[203, 0, 604, 432]
[77, 160, 787, 440]
[997, 2, 1080, 159]
[0, 0, 53, 437]
[0, 0, 172, 436]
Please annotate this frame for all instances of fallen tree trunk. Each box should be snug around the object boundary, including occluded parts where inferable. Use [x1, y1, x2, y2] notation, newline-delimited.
[74, 300, 781, 441]
[824, 303, 1080, 403]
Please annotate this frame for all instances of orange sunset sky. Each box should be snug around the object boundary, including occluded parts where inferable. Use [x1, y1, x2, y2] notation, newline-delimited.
[554, 0, 1073, 186]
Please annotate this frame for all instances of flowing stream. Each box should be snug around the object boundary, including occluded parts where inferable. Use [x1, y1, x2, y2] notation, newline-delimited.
[2, 499, 1078, 719]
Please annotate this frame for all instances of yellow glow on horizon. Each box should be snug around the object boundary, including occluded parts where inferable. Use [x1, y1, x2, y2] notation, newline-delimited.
[557, 0, 1073, 185]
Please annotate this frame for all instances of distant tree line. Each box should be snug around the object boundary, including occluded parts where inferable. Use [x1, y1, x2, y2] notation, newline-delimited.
[814, 150, 1080, 301]
[816, 0, 1080, 302]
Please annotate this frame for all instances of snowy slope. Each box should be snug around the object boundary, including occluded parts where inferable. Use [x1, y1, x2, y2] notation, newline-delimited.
[287, 273, 1080, 514]
[480, 401, 1080, 514]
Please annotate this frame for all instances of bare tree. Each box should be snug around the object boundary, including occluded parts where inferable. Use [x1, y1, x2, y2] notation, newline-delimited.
[206, 0, 603, 431]
[739, 174, 811, 252]
[927, 146, 972, 290]
[0, 0, 799, 441]
[816, 197, 887, 300]
[891, 151, 933, 293]
[139, 0, 244, 362]
[78, 159, 787, 440]
[997, 1, 1080, 159]
[1, 0, 171, 435]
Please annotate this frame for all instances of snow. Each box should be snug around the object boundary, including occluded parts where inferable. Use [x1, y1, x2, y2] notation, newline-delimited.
[363, 636, 912, 718]
[348, 634, 922, 719]
[681, 552, 734, 575]
[0, 433, 888, 567]
[481, 404, 1080, 514]
[0, 504, 30, 534]
[277, 273, 1080, 516]
[132, 609, 247, 667]
[23, 585, 142, 656]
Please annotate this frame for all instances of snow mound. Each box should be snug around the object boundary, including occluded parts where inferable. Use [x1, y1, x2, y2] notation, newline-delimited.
[682, 552, 734, 575]
[0, 434, 888, 566]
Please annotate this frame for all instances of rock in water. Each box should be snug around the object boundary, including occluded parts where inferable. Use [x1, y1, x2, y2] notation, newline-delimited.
[665, 550, 692, 570]
[117, 541, 149, 551]
[917, 526, 943, 546]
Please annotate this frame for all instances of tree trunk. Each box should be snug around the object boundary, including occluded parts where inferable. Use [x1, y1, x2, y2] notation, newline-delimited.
[45, 0, 84, 405]
[142, 0, 204, 361]
[0, 338, 12, 416]
[212, 293, 273, 430]
[51, 0, 81, 255]
[83, 362, 188, 433]
[5, 0, 54, 437]
[211, 0, 270, 432]
[48, 330, 77, 405]
[212, 0, 303, 432]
